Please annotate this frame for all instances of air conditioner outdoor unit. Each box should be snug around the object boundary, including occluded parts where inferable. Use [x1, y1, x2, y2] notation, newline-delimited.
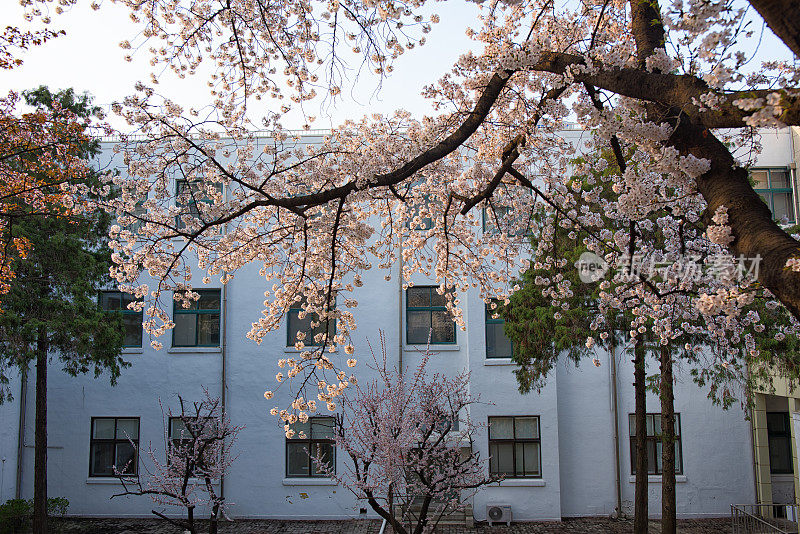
[486, 503, 512, 526]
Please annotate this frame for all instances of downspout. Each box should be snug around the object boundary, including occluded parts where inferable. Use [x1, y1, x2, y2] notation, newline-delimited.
[609, 333, 623, 518]
[219, 179, 230, 501]
[220, 276, 228, 501]
[790, 127, 798, 222]
[15, 368, 27, 499]
[398, 242, 403, 376]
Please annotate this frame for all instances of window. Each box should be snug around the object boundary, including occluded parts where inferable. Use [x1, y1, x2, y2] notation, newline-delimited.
[286, 417, 336, 477]
[168, 417, 218, 475]
[482, 205, 533, 236]
[287, 295, 336, 347]
[89, 417, 139, 477]
[173, 289, 221, 347]
[485, 300, 513, 359]
[406, 194, 435, 230]
[488, 416, 541, 478]
[406, 286, 456, 345]
[767, 412, 793, 474]
[628, 413, 682, 475]
[99, 291, 143, 348]
[752, 168, 794, 223]
[175, 179, 223, 230]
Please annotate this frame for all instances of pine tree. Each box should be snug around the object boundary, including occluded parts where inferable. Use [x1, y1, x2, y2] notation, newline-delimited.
[0, 87, 128, 534]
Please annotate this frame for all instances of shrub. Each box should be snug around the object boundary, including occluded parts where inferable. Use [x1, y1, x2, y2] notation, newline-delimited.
[0, 497, 69, 534]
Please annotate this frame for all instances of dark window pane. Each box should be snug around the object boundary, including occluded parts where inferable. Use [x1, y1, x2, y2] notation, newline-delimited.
[407, 310, 431, 344]
[173, 313, 197, 346]
[489, 417, 514, 439]
[494, 442, 514, 475]
[198, 313, 220, 346]
[116, 418, 139, 440]
[93, 418, 115, 439]
[115, 442, 137, 474]
[486, 322, 513, 358]
[407, 287, 430, 307]
[768, 412, 788, 432]
[287, 442, 311, 477]
[647, 442, 657, 474]
[198, 291, 220, 310]
[429, 290, 447, 307]
[311, 443, 334, 476]
[523, 442, 540, 476]
[752, 170, 770, 189]
[515, 442, 524, 476]
[515, 417, 539, 439]
[431, 310, 454, 343]
[771, 170, 791, 188]
[770, 437, 793, 473]
[123, 314, 143, 347]
[90, 443, 115, 476]
[311, 418, 335, 440]
[773, 192, 793, 221]
[100, 292, 122, 310]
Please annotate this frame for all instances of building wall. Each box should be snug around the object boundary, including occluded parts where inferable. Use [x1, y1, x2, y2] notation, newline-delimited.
[4, 126, 795, 521]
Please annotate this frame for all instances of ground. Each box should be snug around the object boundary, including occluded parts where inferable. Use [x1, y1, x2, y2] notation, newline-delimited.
[52, 517, 733, 533]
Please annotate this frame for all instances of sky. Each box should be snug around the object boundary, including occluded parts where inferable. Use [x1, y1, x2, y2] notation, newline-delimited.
[2, 1, 484, 131]
[2, 0, 794, 132]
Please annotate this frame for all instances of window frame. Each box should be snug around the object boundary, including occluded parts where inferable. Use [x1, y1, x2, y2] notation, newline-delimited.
[89, 417, 140, 478]
[485, 299, 513, 359]
[628, 413, 683, 475]
[168, 416, 219, 476]
[488, 415, 542, 479]
[175, 178, 223, 230]
[285, 416, 337, 478]
[99, 291, 143, 348]
[752, 168, 795, 223]
[405, 286, 456, 345]
[286, 294, 337, 347]
[172, 289, 222, 348]
[767, 411, 794, 475]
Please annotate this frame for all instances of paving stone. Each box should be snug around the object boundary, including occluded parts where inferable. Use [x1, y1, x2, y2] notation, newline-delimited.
[54, 516, 735, 534]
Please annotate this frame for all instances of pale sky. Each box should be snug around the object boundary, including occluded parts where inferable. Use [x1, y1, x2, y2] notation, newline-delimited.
[2, 1, 484, 131]
[1, 1, 793, 132]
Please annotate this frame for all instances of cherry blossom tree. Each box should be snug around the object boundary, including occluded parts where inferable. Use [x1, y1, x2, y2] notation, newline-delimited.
[309, 333, 495, 534]
[58, 2, 800, 531]
[112, 391, 242, 534]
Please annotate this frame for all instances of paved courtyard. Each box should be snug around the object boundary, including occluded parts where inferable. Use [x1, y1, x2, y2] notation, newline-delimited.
[55, 517, 734, 533]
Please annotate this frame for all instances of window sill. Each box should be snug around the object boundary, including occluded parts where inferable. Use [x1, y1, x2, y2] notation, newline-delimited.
[494, 479, 546, 487]
[86, 477, 137, 485]
[404, 345, 461, 352]
[167, 347, 222, 354]
[628, 475, 687, 483]
[283, 347, 338, 354]
[282, 478, 338, 486]
[484, 358, 515, 366]
[121, 348, 144, 354]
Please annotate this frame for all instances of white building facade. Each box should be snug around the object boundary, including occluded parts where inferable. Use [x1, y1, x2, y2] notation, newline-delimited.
[3, 127, 800, 523]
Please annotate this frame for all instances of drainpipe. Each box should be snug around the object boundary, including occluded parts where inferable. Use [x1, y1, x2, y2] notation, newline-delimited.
[220, 276, 228, 501]
[398, 242, 403, 376]
[609, 333, 623, 518]
[15, 368, 28, 499]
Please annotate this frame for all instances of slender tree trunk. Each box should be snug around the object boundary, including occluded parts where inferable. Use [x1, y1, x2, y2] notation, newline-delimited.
[32, 326, 48, 534]
[187, 505, 195, 534]
[634, 341, 648, 534]
[659, 344, 677, 534]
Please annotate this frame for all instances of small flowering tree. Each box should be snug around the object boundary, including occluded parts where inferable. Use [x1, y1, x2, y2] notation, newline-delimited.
[317, 333, 496, 534]
[112, 391, 242, 534]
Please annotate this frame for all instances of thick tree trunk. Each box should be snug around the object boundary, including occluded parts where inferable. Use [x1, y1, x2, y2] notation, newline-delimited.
[32, 328, 48, 534]
[747, 0, 800, 58]
[659, 345, 677, 534]
[634, 341, 648, 534]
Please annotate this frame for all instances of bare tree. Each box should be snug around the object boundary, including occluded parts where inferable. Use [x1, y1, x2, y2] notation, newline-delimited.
[112, 390, 242, 534]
